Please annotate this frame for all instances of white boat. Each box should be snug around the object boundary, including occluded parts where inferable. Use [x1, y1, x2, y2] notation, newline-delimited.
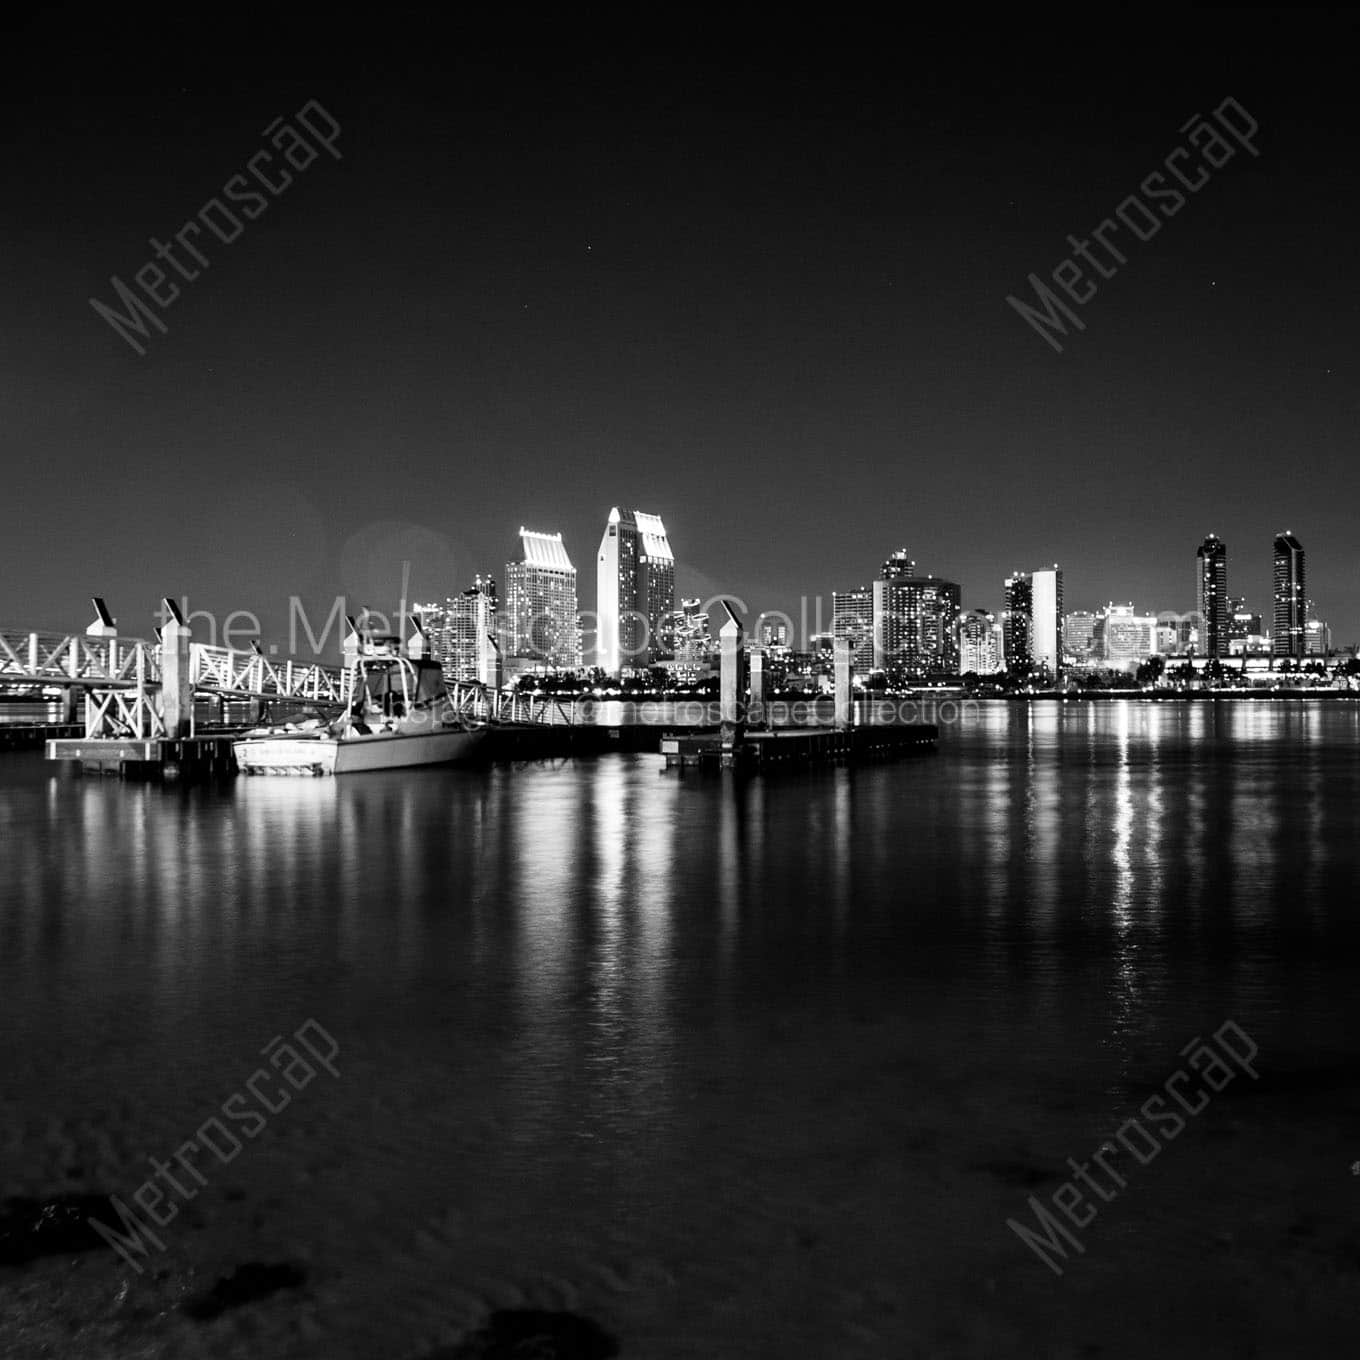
[234, 639, 490, 776]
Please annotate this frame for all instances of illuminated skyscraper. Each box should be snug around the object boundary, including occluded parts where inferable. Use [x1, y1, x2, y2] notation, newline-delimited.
[1196, 534, 1229, 658]
[958, 609, 1002, 675]
[1273, 532, 1306, 659]
[506, 528, 579, 670]
[596, 508, 675, 674]
[1002, 571, 1033, 668]
[447, 575, 499, 685]
[873, 556, 960, 679]
[832, 585, 874, 673]
[1031, 566, 1064, 675]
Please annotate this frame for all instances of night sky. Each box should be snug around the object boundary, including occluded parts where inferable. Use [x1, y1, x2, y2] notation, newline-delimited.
[4, 14, 1357, 650]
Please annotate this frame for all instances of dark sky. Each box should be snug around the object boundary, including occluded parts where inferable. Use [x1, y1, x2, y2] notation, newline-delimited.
[4, 12, 1357, 651]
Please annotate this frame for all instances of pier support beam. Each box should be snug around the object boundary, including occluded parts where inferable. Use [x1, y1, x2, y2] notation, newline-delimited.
[834, 636, 853, 728]
[84, 598, 118, 738]
[161, 605, 193, 738]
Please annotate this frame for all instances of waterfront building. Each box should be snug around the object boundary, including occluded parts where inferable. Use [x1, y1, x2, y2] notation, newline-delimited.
[595, 508, 676, 674]
[506, 528, 579, 671]
[1196, 534, 1229, 658]
[1002, 572, 1032, 668]
[1226, 598, 1270, 655]
[832, 586, 874, 674]
[1063, 611, 1098, 668]
[1273, 532, 1306, 659]
[1155, 615, 1196, 656]
[958, 609, 1002, 675]
[1031, 566, 1063, 675]
[1093, 602, 1157, 671]
[873, 554, 961, 679]
[1305, 600, 1329, 657]
[449, 575, 499, 684]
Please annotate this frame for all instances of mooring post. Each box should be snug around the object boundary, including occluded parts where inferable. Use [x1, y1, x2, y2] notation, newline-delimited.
[160, 599, 192, 739]
[83, 597, 118, 737]
[343, 615, 362, 669]
[405, 613, 427, 659]
[834, 636, 853, 728]
[718, 600, 745, 760]
[748, 647, 765, 723]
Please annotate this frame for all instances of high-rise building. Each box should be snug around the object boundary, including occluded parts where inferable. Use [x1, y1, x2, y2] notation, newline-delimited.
[1273, 532, 1306, 659]
[596, 508, 675, 674]
[881, 549, 916, 580]
[1002, 572, 1032, 669]
[1063, 611, 1098, 668]
[1196, 534, 1229, 658]
[831, 586, 874, 673]
[873, 565, 961, 679]
[448, 575, 499, 684]
[506, 528, 579, 670]
[758, 619, 790, 647]
[958, 609, 1002, 675]
[1031, 566, 1064, 675]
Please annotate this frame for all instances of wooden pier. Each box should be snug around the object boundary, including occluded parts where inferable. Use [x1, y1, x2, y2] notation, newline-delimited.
[661, 722, 937, 773]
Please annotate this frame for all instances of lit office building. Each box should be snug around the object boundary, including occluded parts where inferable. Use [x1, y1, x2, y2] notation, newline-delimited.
[873, 556, 961, 679]
[1063, 611, 1097, 668]
[447, 575, 499, 684]
[1273, 532, 1306, 659]
[1031, 566, 1064, 675]
[958, 609, 1002, 675]
[1305, 600, 1329, 657]
[506, 528, 579, 671]
[1228, 598, 1269, 656]
[832, 586, 874, 674]
[1002, 572, 1032, 668]
[1093, 602, 1157, 671]
[1156, 615, 1196, 656]
[1196, 534, 1229, 658]
[596, 508, 676, 674]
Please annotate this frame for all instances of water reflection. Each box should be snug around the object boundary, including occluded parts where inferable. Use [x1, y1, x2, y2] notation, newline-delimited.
[3, 704, 1360, 1150]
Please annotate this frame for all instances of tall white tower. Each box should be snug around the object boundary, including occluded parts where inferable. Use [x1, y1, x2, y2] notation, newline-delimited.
[596, 507, 675, 675]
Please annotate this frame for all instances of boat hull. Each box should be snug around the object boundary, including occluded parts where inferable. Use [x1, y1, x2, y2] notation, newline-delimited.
[233, 726, 489, 776]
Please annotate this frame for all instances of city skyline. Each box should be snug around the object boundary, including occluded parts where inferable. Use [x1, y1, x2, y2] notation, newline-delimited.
[6, 20, 1360, 652]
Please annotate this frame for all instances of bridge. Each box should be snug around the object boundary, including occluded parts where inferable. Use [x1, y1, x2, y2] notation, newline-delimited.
[0, 599, 562, 743]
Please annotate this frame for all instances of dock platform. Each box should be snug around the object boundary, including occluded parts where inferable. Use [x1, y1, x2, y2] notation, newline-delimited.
[46, 734, 241, 781]
[661, 723, 937, 772]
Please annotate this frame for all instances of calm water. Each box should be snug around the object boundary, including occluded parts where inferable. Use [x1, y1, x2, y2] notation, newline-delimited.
[2, 700, 1359, 1357]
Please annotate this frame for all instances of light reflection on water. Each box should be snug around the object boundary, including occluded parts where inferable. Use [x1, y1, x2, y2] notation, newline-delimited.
[2, 705, 1360, 1225]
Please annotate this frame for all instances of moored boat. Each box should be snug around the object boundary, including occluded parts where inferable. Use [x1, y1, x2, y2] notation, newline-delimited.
[233, 636, 489, 775]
